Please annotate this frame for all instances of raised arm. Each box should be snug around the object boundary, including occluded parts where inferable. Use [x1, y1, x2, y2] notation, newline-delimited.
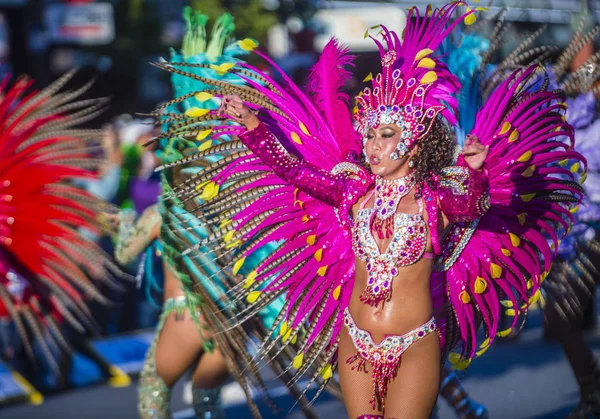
[438, 134, 490, 223]
[115, 205, 161, 266]
[222, 95, 372, 212]
[437, 163, 490, 223]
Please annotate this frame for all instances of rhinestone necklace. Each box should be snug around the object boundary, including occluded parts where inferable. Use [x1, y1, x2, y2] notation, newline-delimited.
[371, 174, 416, 240]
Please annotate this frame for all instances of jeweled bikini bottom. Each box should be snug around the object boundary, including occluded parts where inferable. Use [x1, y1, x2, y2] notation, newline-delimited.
[344, 307, 438, 411]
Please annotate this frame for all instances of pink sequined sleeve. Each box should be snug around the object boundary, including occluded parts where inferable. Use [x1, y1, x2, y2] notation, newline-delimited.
[437, 162, 490, 223]
[240, 123, 372, 213]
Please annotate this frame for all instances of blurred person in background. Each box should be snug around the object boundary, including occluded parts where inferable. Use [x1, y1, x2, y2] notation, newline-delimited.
[540, 5, 600, 416]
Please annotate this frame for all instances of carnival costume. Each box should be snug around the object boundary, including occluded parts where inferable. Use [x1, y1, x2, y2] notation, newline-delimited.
[138, 9, 314, 419]
[0, 72, 122, 381]
[153, 1, 585, 415]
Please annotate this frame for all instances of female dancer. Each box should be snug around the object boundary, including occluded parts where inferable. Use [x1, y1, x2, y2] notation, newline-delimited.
[155, 2, 584, 417]
[115, 204, 229, 418]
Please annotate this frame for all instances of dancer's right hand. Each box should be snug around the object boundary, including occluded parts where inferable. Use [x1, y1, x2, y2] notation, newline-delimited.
[219, 94, 260, 130]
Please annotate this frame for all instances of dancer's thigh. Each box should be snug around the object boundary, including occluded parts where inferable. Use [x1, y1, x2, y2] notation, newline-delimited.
[383, 332, 441, 419]
[191, 347, 228, 389]
[154, 306, 208, 388]
[338, 327, 382, 418]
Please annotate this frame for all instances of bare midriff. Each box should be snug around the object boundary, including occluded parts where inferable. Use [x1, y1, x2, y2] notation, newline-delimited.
[349, 190, 435, 342]
[349, 256, 434, 343]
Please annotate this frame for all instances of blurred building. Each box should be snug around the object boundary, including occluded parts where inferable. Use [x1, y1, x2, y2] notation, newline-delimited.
[0, 0, 596, 120]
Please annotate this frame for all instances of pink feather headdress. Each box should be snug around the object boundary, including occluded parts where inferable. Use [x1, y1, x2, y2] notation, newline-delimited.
[354, 2, 474, 158]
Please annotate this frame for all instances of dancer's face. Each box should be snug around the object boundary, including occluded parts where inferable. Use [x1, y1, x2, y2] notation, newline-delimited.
[364, 123, 414, 179]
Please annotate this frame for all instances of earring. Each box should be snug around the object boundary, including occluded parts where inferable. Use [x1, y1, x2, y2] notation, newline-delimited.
[390, 142, 408, 161]
[408, 160, 414, 168]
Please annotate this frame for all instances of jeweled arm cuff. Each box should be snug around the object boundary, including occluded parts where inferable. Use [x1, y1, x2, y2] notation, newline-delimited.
[240, 122, 371, 209]
[438, 163, 490, 223]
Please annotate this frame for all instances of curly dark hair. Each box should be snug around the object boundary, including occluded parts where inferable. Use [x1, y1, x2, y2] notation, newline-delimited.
[412, 116, 456, 196]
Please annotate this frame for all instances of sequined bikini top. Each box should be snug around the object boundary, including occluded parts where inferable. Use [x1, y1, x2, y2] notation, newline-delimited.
[351, 189, 429, 306]
[352, 190, 427, 264]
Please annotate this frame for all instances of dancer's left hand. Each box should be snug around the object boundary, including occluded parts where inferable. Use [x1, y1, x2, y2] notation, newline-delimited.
[462, 134, 489, 171]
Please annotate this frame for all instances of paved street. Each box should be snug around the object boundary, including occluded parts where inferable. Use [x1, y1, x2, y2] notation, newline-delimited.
[1, 308, 597, 418]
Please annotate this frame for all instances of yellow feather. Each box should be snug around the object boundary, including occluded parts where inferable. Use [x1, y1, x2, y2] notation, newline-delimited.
[299, 122, 310, 135]
[196, 128, 213, 141]
[474, 276, 487, 294]
[225, 239, 242, 250]
[185, 107, 210, 117]
[321, 364, 333, 380]
[247, 291, 261, 304]
[517, 150, 532, 162]
[490, 263, 502, 279]
[528, 290, 541, 305]
[306, 235, 316, 246]
[417, 58, 436, 69]
[238, 38, 258, 51]
[465, 7, 477, 25]
[198, 140, 213, 152]
[415, 48, 434, 60]
[501, 248, 511, 257]
[195, 92, 214, 102]
[219, 219, 232, 229]
[570, 205, 579, 214]
[223, 230, 235, 243]
[579, 172, 587, 184]
[498, 122, 511, 135]
[314, 249, 323, 262]
[317, 265, 328, 276]
[510, 232, 521, 247]
[420, 71, 438, 84]
[201, 181, 219, 200]
[448, 352, 462, 364]
[210, 63, 236, 75]
[460, 291, 471, 304]
[520, 193, 536, 202]
[476, 344, 491, 357]
[232, 257, 246, 275]
[455, 359, 472, 371]
[293, 353, 304, 369]
[558, 159, 569, 167]
[280, 321, 288, 337]
[291, 132, 302, 145]
[521, 165, 535, 177]
[243, 273, 256, 289]
[333, 285, 341, 301]
[517, 213, 527, 226]
[195, 180, 209, 191]
[570, 162, 580, 173]
[497, 328, 513, 337]
[508, 129, 520, 143]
